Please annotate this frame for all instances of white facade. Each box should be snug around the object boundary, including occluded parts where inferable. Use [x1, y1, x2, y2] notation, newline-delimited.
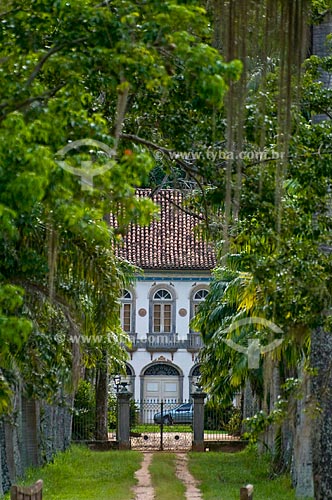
[112, 189, 216, 403]
[121, 271, 210, 402]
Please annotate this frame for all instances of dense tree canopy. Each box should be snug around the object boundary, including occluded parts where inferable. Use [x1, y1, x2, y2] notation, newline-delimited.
[186, 8, 332, 498]
[0, 0, 240, 410]
[1, 0, 331, 491]
[186, 0, 332, 401]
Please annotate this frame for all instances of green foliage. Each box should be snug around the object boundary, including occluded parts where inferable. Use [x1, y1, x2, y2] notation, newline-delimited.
[0, 285, 31, 352]
[108, 392, 140, 431]
[0, 284, 31, 412]
[74, 380, 96, 410]
[108, 394, 117, 431]
[192, 46, 332, 410]
[225, 408, 243, 436]
[0, 0, 240, 411]
[72, 380, 96, 441]
[193, 264, 265, 405]
[204, 399, 241, 432]
[243, 378, 302, 445]
[129, 399, 139, 429]
[311, 0, 332, 21]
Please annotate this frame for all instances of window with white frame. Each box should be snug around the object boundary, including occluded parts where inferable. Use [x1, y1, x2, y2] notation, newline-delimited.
[152, 289, 172, 333]
[121, 290, 133, 332]
[191, 288, 208, 331]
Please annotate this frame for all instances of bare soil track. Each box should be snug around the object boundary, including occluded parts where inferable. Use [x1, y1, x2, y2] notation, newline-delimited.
[132, 452, 203, 500]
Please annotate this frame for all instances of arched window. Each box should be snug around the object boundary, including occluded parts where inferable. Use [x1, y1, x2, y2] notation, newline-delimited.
[193, 289, 208, 316]
[194, 289, 209, 301]
[191, 288, 208, 332]
[144, 363, 180, 376]
[152, 289, 173, 333]
[191, 365, 201, 378]
[121, 289, 133, 333]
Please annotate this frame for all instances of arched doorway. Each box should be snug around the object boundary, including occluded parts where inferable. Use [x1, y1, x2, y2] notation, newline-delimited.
[141, 362, 183, 403]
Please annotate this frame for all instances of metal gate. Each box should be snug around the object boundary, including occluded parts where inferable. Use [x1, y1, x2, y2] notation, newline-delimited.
[130, 400, 193, 451]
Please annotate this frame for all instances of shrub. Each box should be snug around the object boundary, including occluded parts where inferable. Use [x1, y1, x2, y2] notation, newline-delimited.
[204, 400, 242, 431]
[72, 379, 96, 440]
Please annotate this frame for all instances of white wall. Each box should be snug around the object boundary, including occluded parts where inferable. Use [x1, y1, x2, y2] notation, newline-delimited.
[127, 271, 210, 400]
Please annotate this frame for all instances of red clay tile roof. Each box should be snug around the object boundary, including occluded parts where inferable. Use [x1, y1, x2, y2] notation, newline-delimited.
[110, 189, 216, 270]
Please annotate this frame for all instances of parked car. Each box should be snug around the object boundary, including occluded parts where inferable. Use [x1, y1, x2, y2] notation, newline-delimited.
[153, 403, 193, 425]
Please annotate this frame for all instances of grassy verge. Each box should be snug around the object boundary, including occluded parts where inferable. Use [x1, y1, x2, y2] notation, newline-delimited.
[2, 445, 142, 500]
[188, 448, 296, 500]
[149, 453, 186, 500]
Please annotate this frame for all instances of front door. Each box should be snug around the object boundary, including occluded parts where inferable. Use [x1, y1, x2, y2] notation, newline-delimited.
[143, 375, 179, 405]
[141, 362, 182, 404]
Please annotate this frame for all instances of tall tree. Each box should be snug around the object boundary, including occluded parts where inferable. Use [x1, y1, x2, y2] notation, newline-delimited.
[191, 2, 332, 498]
[0, 0, 240, 442]
[309, 10, 332, 499]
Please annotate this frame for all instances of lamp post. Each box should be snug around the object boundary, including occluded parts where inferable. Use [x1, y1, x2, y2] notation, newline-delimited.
[114, 374, 121, 393]
[113, 375, 132, 449]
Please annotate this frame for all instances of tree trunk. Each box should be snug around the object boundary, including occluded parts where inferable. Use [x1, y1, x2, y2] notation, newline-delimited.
[261, 360, 280, 454]
[310, 11, 332, 499]
[311, 328, 332, 499]
[95, 353, 108, 441]
[292, 364, 314, 498]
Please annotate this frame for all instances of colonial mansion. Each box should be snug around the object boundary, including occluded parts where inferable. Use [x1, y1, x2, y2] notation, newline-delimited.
[110, 189, 216, 402]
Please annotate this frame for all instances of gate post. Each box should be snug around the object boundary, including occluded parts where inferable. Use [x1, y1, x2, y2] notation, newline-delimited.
[117, 388, 132, 450]
[191, 391, 206, 452]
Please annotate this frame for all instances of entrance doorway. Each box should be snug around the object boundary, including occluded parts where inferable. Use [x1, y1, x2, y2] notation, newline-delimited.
[141, 363, 182, 403]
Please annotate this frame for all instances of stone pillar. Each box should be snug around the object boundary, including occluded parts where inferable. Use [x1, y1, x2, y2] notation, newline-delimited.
[117, 391, 132, 450]
[191, 392, 206, 452]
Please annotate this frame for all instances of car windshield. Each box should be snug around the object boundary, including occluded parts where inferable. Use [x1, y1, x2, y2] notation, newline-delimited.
[175, 404, 191, 411]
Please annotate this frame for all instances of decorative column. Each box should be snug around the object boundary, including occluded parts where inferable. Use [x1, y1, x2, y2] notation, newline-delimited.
[191, 391, 206, 452]
[117, 387, 132, 450]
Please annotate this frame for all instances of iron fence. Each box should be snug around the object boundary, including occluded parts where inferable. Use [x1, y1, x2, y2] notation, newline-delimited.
[71, 399, 243, 446]
[204, 405, 242, 441]
[72, 408, 95, 441]
[72, 404, 117, 441]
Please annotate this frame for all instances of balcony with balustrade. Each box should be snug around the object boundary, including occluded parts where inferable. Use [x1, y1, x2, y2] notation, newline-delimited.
[145, 333, 180, 352]
[186, 333, 204, 352]
[126, 333, 138, 352]
[125, 332, 204, 353]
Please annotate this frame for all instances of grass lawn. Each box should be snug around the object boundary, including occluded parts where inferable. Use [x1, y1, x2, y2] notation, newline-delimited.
[2, 445, 142, 500]
[188, 448, 297, 500]
[2, 444, 301, 500]
[131, 424, 192, 433]
[149, 453, 186, 500]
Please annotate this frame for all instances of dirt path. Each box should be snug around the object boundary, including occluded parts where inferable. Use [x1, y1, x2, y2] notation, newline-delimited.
[175, 453, 203, 500]
[133, 453, 155, 500]
[133, 452, 203, 500]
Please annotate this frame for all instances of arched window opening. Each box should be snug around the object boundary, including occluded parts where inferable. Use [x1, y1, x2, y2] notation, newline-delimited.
[152, 289, 173, 333]
[121, 289, 133, 333]
[192, 289, 208, 317]
[144, 363, 180, 376]
[194, 289, 208, 301]
[191, 288, 208, 333]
